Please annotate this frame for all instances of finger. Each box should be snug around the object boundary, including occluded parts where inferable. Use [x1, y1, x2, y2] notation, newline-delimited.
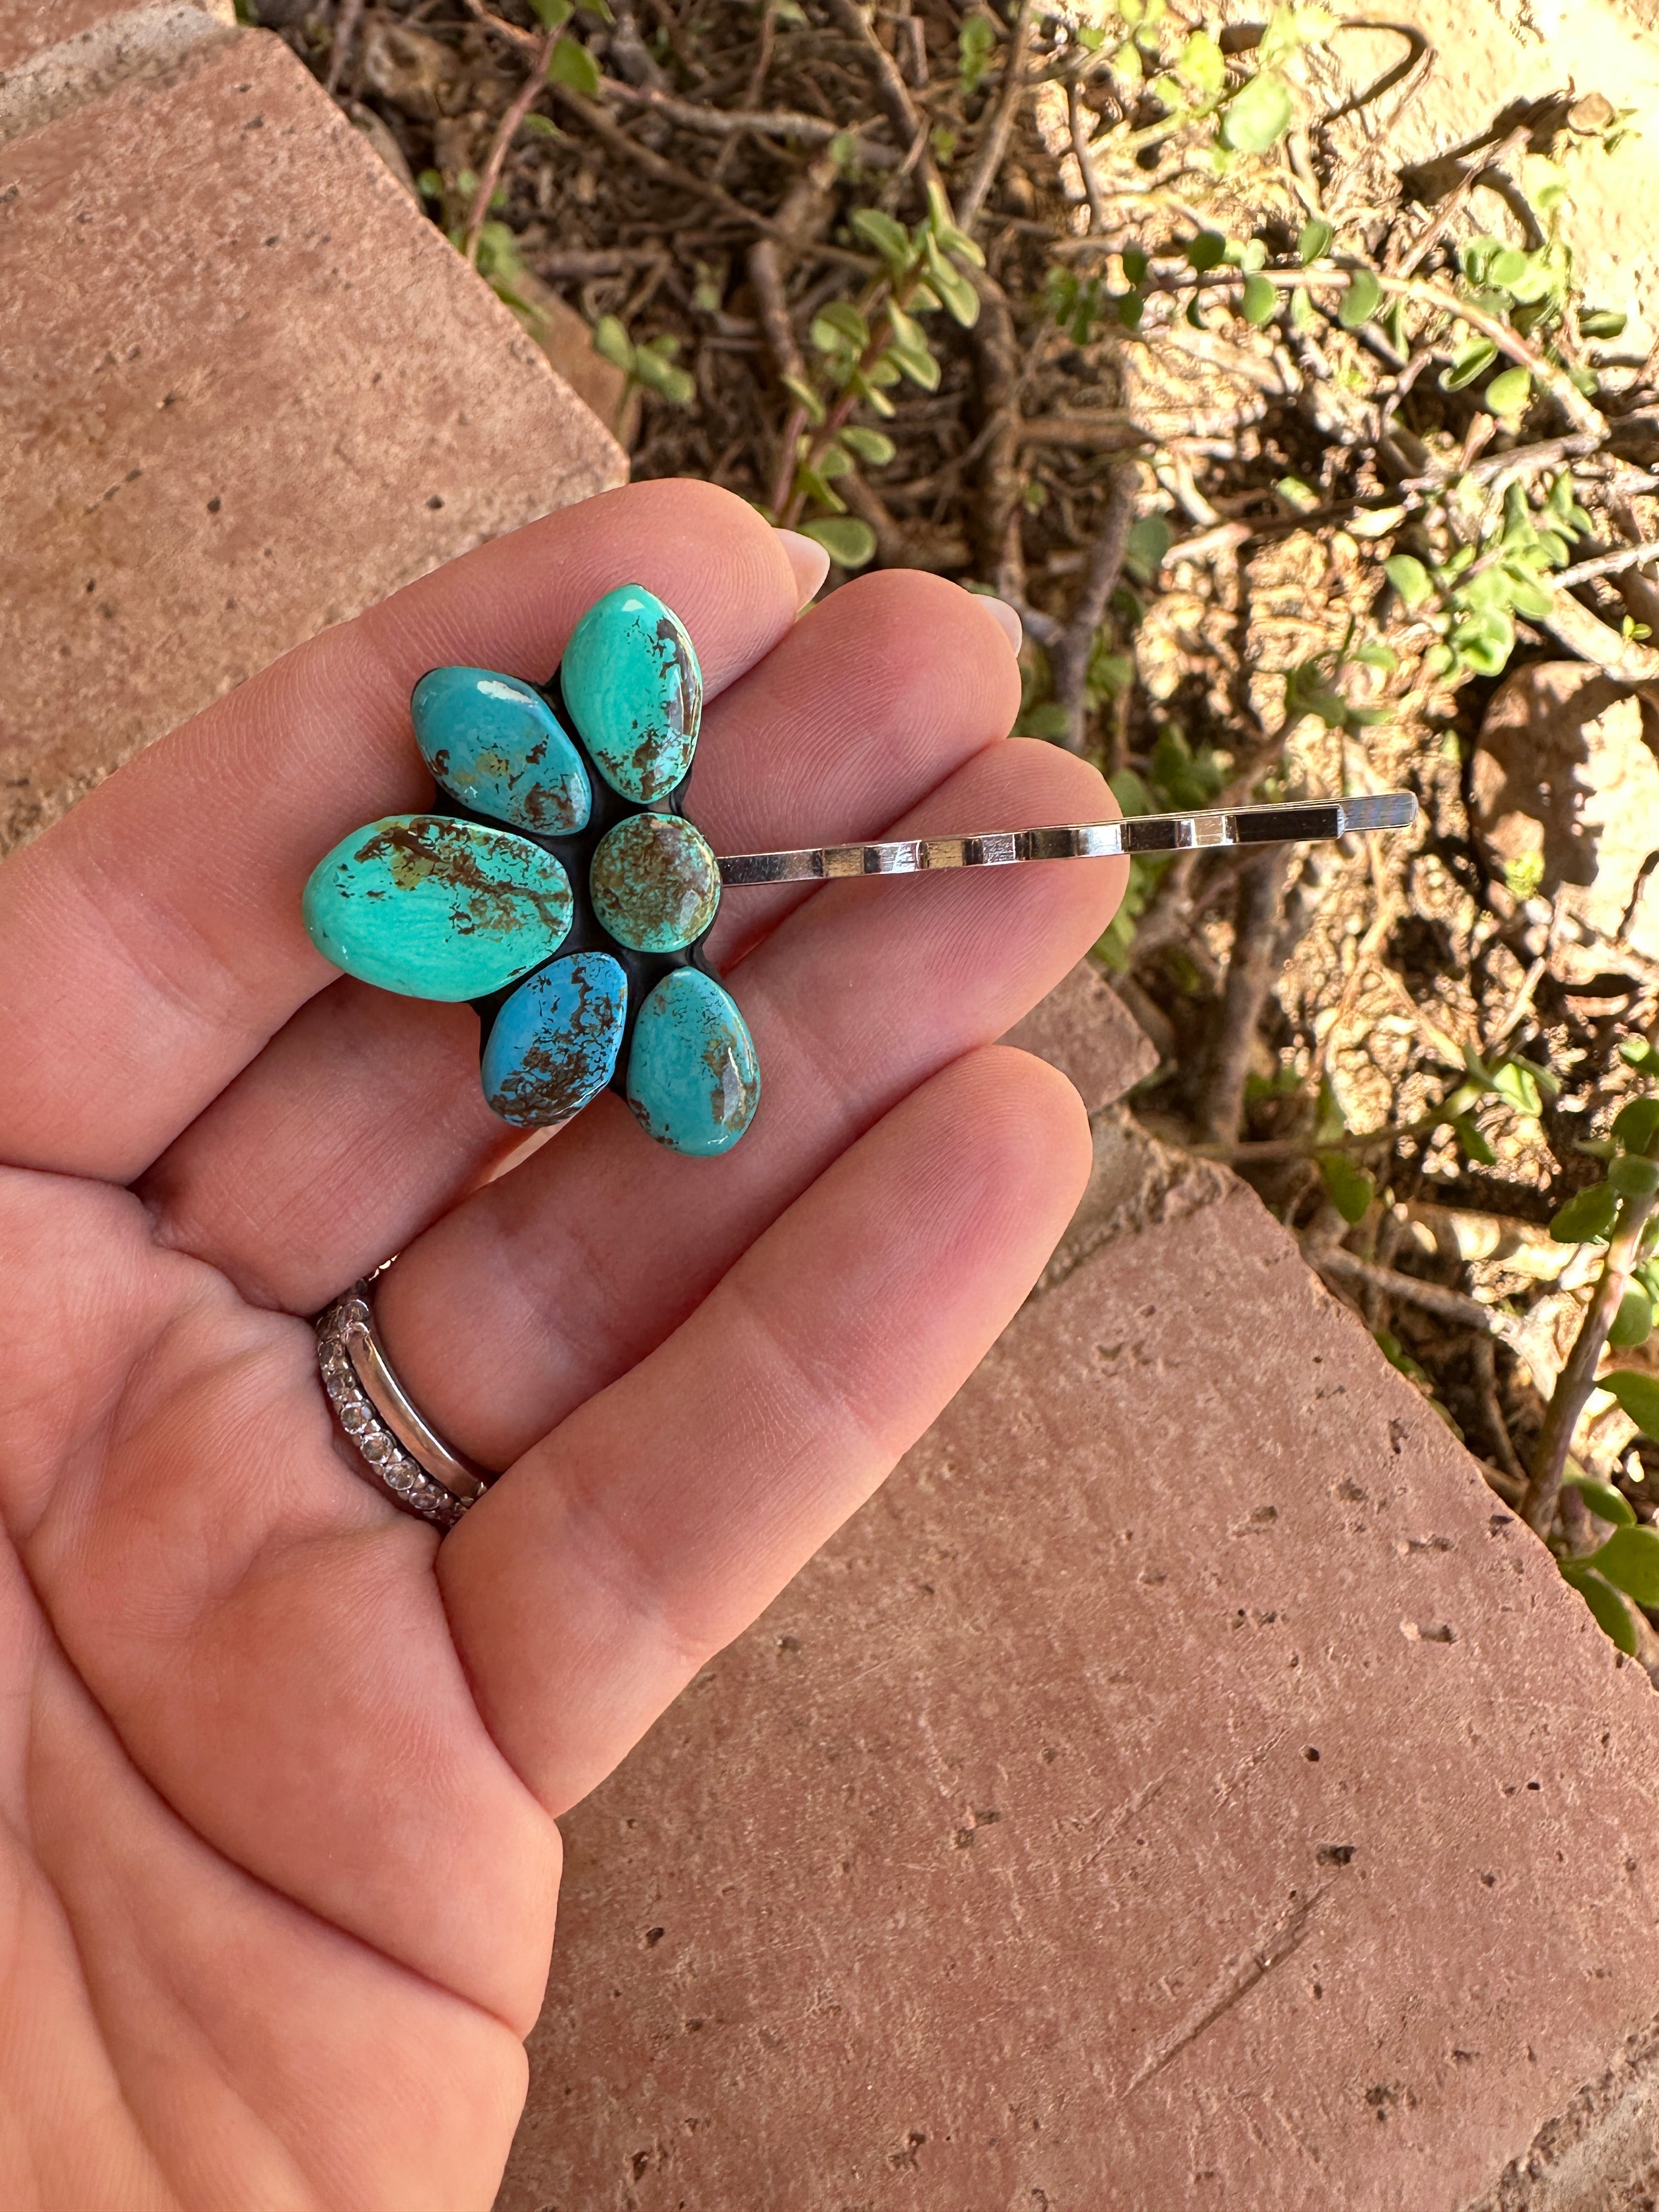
[378, 730, 1120, 1468]
[438, 1046, 1093, 1813]
[0, 480, 800, 1184]
[139, 571, 1027, 1311]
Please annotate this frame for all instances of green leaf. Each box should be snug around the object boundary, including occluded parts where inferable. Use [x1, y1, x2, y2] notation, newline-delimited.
[923, 235, 980, 326]
[1283, 659, 1348, 727]
[1186, 229, 1227, 272]
[1240, 272, 1277, 325]
[591, 314, 635, 373]
[1622, 1039, 1659, 1074]
[958, 12, 997, 94]
[1219, 69, 1293, 154]
[1442, 336, 1499, 391]
[1124, 514, 1172, 584]
[1549, 1181, 1619, 1243]
[1297, 217, 1334, 264]
[1588, 1522, 1659, 1606]
[1580, 307, 1628, 340]
[1485, 365, 1532, 416]
[1610, 1288, 1655, 1350]
[850, 207, 913, 270]
[546, 33, 601, 91]
[1558, 1561, 1641, 1652]
[780, 373, 826, 426]
[1492, 1061, 1542, 1117]
[839, 425, 895, 466]
[1385, 554, 1434, 611]
[1338, 268, 1382, 328]
[520, 111, 562, 139]
[416, 168, 445, 199]
[884, 338, 940, 391]
[1611, 1154, 1659, 1199]
[799, 515, 877, 569]
[1319, 1152, 1375, 1225]
[529, 0, 573, 24]
[1567, 1475, 1639, 1526]
[634, 349, 696, 405]
[815, 299, 870, 350]
[1452, 1114, 1497, 1166]
[1613, 1098, 1659, 1152]
[1602, 1369, 1659, 1439]
[1121, 246, 1149, 285]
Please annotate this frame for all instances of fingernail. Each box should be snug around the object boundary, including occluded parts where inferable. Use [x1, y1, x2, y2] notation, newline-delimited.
[968, 589, 1024, 656]
[774, 528, 832, 609]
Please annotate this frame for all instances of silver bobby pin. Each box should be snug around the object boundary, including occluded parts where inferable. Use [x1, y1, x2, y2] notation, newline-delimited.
[715, 791, 1417, 887]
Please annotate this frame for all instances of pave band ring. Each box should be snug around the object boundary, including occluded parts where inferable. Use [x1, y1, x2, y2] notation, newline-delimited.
[316, 1282, 489, 1530]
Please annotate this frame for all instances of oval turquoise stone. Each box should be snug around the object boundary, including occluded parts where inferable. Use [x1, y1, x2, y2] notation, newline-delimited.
[411, 665, 591, 835]
[302, 814, 573, 1001]
[481, 951, 628, 1126]
[560, 583, 703, 804]
[626, 968, 760, 1156]
[590, 812, 721, 952]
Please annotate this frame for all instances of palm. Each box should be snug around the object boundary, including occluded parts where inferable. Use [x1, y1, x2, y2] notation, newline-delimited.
[0, 483, 1120, 2210]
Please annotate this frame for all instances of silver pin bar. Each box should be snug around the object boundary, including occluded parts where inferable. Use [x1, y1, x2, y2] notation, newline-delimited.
[716, 791, 1417, 887]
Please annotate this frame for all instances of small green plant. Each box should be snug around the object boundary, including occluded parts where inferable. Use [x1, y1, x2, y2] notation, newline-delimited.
[1522, 1069, 1659, 1647]
[772, 185, 985, 565]
[592, 316, 697, 408]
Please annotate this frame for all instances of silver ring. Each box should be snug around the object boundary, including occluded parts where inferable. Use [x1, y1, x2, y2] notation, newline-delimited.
[315, 1282, 490, 1530]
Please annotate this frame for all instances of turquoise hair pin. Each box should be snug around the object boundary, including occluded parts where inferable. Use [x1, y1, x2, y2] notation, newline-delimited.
[301, 584, 1418, 1159]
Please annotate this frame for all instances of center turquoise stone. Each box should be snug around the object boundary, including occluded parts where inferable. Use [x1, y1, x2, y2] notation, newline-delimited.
[589, 812, 721, 952]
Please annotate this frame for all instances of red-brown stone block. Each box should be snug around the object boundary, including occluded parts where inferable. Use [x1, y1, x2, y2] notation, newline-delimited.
[504, 1178, 1659, 2211]
[0, 27, 623, 849]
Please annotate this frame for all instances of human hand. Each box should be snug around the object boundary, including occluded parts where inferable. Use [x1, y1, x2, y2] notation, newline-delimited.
[0, 481, 1122, 2209]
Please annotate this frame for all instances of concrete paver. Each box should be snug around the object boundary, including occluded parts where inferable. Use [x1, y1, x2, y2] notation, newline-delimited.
[503, 1164, 1659, 2212]
[0, 25, 623, 851]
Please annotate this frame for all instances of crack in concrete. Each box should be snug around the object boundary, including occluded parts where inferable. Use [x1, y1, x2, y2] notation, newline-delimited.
[1125, 1890, 1325, 2096]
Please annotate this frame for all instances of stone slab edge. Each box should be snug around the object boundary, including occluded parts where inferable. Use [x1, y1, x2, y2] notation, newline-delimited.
[0, 0, 234, 140]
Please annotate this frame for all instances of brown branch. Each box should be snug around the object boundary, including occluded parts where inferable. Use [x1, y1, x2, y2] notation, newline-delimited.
[548, 84, 868, 262]
[1555, 537, 1659, 590]
[1197, 848, 1293, 1146]
[1315, 1248, 1509, 1336]
[600, 76, 898, 164]
[1017, 413, 1149, 451]
[1394, 124, 1530, 280]
[1066, 77, 1107, 235]
[1539, 584, 1659, 684]
[822, 0, 937, 180]
[1047, 462, 1138, 755]
[325, 0, 364, 97]
[956, 0, 1036, 231]
[465, 26, 560, 264]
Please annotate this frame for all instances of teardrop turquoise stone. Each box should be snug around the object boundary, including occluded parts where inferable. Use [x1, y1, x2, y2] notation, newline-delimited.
[302, 814, 573, 1001]
[560, 583, 703, 804]
[590, 812, 721, 952]
[481, 951, 628, 1126]
[411, 666, 591, 834]
[626, 968, 759, 1156]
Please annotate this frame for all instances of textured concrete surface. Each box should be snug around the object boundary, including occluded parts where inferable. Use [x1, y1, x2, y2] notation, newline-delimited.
[1000, 955, 1158, 1113]
[0, 25, 623, 852]
[0, 0, 233, 138]
[503, 1169, 1659, 2212]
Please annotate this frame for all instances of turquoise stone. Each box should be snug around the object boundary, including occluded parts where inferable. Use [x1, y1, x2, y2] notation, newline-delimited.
[481, 952, 628, 1126]
[411, 665, 591, 835]
[302, 814, 572, 1001]
[626, 968, 760, 1156]
[560, 583, 703, 804]
[590, 812, 721, 952]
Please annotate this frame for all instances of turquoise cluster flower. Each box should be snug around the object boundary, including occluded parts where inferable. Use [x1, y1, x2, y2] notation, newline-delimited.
[302, 584, 760, 1158]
